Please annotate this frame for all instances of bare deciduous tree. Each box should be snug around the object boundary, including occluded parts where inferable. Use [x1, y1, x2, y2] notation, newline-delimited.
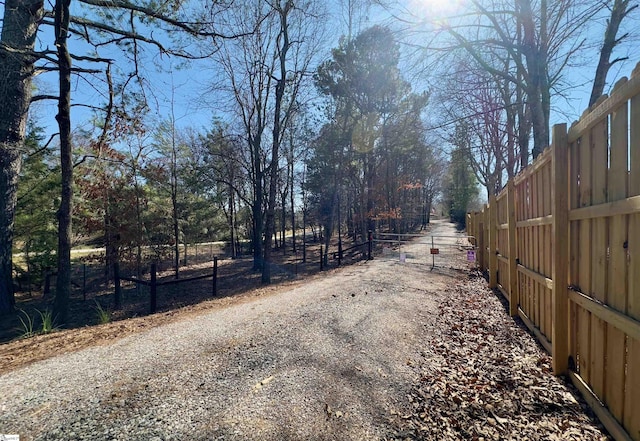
[589, 0, 638, 106]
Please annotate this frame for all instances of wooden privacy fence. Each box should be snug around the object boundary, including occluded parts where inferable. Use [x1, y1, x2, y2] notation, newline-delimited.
[467, 62, 640, 441]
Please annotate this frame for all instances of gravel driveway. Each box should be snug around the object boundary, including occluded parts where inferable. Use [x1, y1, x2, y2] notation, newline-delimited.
[0, 220, 608, 440]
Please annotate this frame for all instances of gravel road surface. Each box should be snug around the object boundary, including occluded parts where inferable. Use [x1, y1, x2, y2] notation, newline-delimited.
[0, 220, 608, 440]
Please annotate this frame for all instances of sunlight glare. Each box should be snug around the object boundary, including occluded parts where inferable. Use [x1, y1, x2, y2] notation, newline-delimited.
[406, 0, 465, 21]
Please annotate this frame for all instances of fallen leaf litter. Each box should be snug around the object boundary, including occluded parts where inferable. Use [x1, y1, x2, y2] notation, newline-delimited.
[390, 271, 610, 441]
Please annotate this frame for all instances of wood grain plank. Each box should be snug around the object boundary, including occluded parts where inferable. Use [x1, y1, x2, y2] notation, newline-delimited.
[568, 71, 640, 143]
[570, 196, 640, 220]
[546, 286, 553, 341]
[570, 300, 578, 369]
[606, 327, 626, 424]
[590, 315, 606, 398]
[508, 182, 518, 316]
[569, 141, 580, 359]
[605, 102, 629, 426]
[544, 162, 552, 216]
[624, 337, 640, 441]
[569, 289, 640, 341]
[569, 371, 635, 441]
[591, 119, 608, 303]
[546, 224, 552, 277]
[532, 280, 536, 328]
[578, 132, 592, 306]
[589, 118, 609, 408]
[529, 221, 534, 317]
[629, 91, 640, 322]
[624, 72, 640, 441]
[570, 140, 580, 210]
[578, 306, 592, 383]
[536, 166, 542, 219]
[516, 215, 553, 228]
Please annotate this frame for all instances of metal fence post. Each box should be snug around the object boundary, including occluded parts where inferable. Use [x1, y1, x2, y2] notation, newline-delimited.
[114, 261, 122, 310]
[150, 262, 157, 314]
[212, 256, 218, 297]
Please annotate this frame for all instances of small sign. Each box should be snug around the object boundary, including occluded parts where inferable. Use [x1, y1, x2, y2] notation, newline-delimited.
[430, 248, 439, 255]
[467, 250, 476, 262]
[399, 253, 406, 262]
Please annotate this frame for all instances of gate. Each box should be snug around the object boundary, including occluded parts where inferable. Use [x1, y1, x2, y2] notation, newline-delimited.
[373, 232, 477, 268]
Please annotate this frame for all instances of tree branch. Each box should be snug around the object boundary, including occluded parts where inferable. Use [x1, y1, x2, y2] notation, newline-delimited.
[76, 0, 255, 39]
[31, 94, 59, 102]
[69, 16, 168, 53]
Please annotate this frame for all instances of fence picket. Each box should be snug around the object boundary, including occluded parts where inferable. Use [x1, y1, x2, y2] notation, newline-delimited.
[489, 196, 498, 288]
[606, 100, 629, 422]
[625, 338, 640, 440]
[625, 81, 640, 441]
[507, 182, 518, 316]
[466, 66, 640, 437]
[589, 114, 610, 406]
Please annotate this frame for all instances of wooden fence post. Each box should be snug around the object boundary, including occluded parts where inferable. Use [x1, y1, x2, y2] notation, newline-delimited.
[114, 261, 122, 310]
[471, 212, 478, 260]
[43, 266, 52, 299]
[507, 181, 518, 317]
[552, 123, 569, 375]
[150, 262, 157, 314]
[478, 215, 485, 272]
[489, 196, 498, 288]
[212, 256, 218, 297]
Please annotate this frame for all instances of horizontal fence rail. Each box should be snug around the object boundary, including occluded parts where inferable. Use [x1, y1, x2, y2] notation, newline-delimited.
[468, 62, 640, 441]
[116, 259, 218, 313]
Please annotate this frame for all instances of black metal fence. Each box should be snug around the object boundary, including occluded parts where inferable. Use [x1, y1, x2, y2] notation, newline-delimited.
[117, 258, 218, 313]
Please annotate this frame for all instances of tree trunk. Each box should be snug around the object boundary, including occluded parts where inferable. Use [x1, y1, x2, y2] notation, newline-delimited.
[104, 196, 119, 284]
[366, 152, 375, 233]
[252, 147, 264, 270]
[262, 83, 283, 283]
[518, 0, 549, 158]
[322, 189, 339, 268]
[228, 183, 236, 259]
[289, 156, 296, 253]
[0, 0, 43, 314]
[171, 140, 180, 279]
[135, 180, 143, 278]
[515, 12, 531, 168]
[589, 0, 633, 107]
[54, 0, 73, 326]
[262, 1, 293, 284]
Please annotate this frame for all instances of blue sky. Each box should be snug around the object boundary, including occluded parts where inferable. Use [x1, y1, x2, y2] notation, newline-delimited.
[6, 1, 640, 148]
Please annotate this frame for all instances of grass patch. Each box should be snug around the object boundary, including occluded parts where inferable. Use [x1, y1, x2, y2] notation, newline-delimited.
[93, 301, 111, 324]
[16, 308, 59, 338]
